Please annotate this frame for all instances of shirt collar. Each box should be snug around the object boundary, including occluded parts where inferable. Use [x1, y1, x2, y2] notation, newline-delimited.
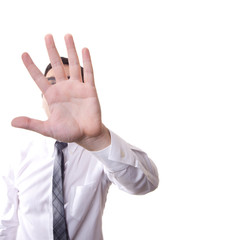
[44, 136, 80, 155]
[67, 142, 79, 154]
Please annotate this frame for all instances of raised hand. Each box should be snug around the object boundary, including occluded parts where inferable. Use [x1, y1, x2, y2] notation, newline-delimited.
[11, 34, 111, 151]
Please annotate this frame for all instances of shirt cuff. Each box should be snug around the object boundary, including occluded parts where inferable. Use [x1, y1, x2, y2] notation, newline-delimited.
[90, 130, 137, 172]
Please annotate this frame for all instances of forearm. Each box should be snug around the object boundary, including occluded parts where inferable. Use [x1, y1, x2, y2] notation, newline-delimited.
[91, 131, 159, 195]
[107, 165, 158, 195]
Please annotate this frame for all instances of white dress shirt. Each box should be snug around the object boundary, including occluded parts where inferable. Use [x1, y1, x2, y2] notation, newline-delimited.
[0, 130, 159, 240]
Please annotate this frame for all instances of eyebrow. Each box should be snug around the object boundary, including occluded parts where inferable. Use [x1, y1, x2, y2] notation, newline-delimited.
[47, 77, 56, 81]
[47, 76, 70, 84]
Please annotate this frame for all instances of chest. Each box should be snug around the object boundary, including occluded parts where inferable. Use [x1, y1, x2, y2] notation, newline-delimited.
[15, 146, 107, 214]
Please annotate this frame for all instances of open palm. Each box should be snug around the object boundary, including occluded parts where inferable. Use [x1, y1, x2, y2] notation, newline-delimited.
[12, 34, 110, 150]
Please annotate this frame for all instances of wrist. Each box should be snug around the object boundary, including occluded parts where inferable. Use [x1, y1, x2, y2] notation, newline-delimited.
[76, 125, 111, 151]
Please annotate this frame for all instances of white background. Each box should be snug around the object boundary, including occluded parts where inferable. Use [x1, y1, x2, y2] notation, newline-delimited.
[0, 0, 240, 239]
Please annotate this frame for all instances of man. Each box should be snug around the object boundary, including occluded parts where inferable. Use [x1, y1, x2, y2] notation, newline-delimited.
[0, 34, 159, 239]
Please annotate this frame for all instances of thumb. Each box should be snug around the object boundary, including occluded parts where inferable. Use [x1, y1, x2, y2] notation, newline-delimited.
[11, 117, 49, 137]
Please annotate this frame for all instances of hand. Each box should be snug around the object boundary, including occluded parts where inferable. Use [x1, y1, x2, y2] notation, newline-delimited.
[11, 34, 111, 151]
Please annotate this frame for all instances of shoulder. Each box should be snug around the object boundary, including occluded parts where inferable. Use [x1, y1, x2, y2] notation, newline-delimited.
[3, 129, 54, 169]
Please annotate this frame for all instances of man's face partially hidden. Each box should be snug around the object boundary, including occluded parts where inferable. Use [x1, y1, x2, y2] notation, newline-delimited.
[42, 64, 70, 117]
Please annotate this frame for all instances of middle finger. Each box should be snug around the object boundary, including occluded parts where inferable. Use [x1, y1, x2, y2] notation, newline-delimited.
[64, 34, 83, 82]
[45, 34, 67, 82]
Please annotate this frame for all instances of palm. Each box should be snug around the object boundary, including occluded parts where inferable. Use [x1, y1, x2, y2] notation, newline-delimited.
[45, 80, 101, 142]
[12, 34, 106, 147]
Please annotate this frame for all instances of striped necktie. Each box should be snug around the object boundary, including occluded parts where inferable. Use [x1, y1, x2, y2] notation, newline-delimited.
[52, 141, 69, 240]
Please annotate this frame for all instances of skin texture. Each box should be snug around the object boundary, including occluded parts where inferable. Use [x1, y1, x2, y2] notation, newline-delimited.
[42, 65, 70, 117]
[11, 34, 111, 151]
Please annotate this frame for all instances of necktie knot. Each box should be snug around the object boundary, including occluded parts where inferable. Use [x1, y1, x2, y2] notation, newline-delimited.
[55, 141, 68, 151]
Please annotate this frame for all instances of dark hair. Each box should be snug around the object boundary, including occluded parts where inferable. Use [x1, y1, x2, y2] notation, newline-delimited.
[44, 57, 84, 82]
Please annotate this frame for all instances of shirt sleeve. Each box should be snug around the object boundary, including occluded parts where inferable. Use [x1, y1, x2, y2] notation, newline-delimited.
[0, 163, 19, 239]
[91, 131, 159, 195]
